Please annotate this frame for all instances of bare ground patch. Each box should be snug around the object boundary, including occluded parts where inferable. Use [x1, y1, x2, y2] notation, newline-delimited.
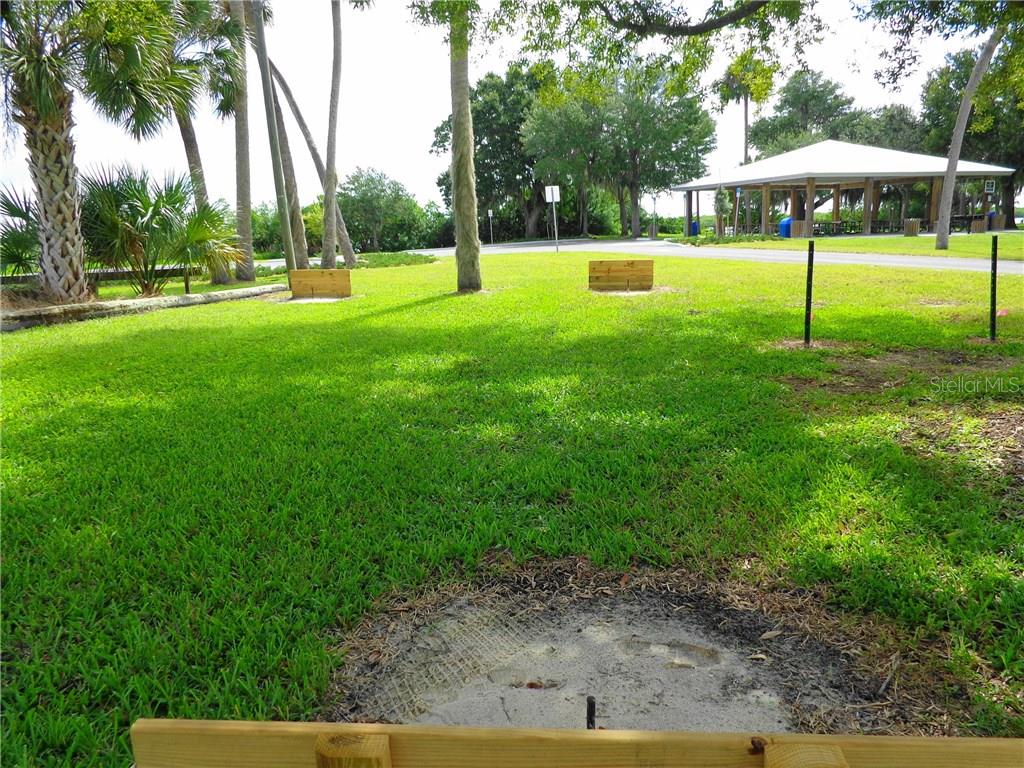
[322, 557, 978, 736]
[772, 339, 866, 352]
[779, 348, 1018, 394]
[899, 408, 1024, 520]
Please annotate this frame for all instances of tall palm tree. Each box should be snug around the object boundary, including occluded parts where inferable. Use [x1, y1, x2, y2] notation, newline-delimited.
[715, 51, 775, 233]
[321, 0, 343, 267]
[249, 0, 295, 270]
[448, 2, 482, 291]
[272, 83, 309, 267]
[165, 0, 242, 283]
[229, 0, 254, 281]
[0, 1, 186, 302]
[270, 61, 356, 267]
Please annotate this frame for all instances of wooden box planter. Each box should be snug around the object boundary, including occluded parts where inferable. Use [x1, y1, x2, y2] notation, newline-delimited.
[588, 260, 654, 292]
[289, 269, 351, 299]
[970, 219, 988, 234]
[904, 218, 921, 237]
[130, 720, 1024, 768]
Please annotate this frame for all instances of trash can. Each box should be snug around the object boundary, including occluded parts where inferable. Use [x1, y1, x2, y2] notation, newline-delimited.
[779, 216, 793, 238]
[904, 218, 920, 237]
[690, 220, 699, 236]
[987, 211, 996, 231]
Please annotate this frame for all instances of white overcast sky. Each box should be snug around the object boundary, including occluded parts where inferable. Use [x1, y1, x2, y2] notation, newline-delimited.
[0, 0, 989, 218]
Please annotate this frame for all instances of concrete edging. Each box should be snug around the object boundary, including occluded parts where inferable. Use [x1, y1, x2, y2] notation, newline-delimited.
[1, 283, 288, 332]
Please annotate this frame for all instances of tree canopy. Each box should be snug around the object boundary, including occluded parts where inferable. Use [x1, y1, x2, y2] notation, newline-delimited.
[748, 69, 927, 157]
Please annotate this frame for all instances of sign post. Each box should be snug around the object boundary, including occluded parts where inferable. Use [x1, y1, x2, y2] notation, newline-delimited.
[990, 235, 998, 342]
[804, 240, 815, 346]
[487, 209, 494, 245]
[545, 185, 560, 253]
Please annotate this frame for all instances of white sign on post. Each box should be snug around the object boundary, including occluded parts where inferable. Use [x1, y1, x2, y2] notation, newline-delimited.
[545, 186, 561, 251]
[984, 179, 995, 194]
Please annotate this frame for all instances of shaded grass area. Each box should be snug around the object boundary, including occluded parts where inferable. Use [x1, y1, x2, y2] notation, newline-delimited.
[2, 253, 1023, 765]
[699, 231, 1024, 260]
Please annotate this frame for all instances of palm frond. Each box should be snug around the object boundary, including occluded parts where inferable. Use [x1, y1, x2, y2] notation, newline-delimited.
[0, 185, 40, 276]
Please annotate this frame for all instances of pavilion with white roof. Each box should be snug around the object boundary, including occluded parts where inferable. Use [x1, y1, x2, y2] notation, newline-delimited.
[673, 140, 1015, 237]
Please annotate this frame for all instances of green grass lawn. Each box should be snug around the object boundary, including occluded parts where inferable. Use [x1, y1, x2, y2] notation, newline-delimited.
[700, 231, 1024, 260]
[3, 253, 1023, 765]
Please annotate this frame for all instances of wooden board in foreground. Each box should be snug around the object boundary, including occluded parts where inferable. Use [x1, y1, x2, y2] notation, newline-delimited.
[290, 269, 352, 299]
[130, 720, 1023, 768]
[588, 259, 654, 291]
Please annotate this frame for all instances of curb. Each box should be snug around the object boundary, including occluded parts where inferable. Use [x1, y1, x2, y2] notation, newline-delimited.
[2, 283, 288, 332]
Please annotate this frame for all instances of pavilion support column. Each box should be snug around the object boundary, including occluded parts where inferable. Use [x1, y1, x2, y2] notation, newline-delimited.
[789, 189, 799, 218]
[761, 184, 770, 234]
[733, 187, 741, 233]
[804, 177, 816, 237]
[862, 178, 874, 235]
[929, 177, 942, 231]
[695, 192, 700, 231]
[685, 191, 693, 237]
[832, 185, 841, 223]
[871, 181, 882, 222]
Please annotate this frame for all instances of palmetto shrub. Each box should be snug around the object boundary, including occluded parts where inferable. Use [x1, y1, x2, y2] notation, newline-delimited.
[81, 167, 241, 296]
[0, 188, 40, 277]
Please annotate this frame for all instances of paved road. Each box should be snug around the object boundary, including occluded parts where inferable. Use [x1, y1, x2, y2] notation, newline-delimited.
[258, 237, 1023, 275]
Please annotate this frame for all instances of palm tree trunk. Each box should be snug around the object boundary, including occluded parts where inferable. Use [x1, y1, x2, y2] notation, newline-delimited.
[175, 107, 230, 284]
[1001, 175, 1018, 230]
[579, 167, 590, 236]
[272, 84, 309, 268]
[742, 92, 750, 164]
[20, 86, 90, 303]
[936, 25, 1005, 249]
[321, 0, 343, 267]
[250, 0, 295, 271]
[449, 3, 482, 292]
[616, 184, 627, 236]
[230, 0, 255, 281]
[629, 181, 641, 238]
[270, 61, 356, 267]
[524, 181, 544, 237]
[175, 107, 209, 206]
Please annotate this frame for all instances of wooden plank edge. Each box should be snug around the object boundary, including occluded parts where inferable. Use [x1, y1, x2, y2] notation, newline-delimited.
[131, 719, 1024, 768]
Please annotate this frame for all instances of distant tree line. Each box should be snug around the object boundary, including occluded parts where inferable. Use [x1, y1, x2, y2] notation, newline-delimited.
[433, 59, 716, 240]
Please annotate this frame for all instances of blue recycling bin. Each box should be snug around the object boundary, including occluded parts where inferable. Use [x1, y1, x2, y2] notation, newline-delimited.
[987, 211, 996, 230]
[779, 216, 793, 238]
[690, 220, 699, 236]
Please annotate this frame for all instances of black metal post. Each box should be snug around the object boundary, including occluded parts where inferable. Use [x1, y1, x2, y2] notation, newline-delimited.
[586, 696, 596, 729]
[990, 235, 998, 342]
[804, 240, 815, 346]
